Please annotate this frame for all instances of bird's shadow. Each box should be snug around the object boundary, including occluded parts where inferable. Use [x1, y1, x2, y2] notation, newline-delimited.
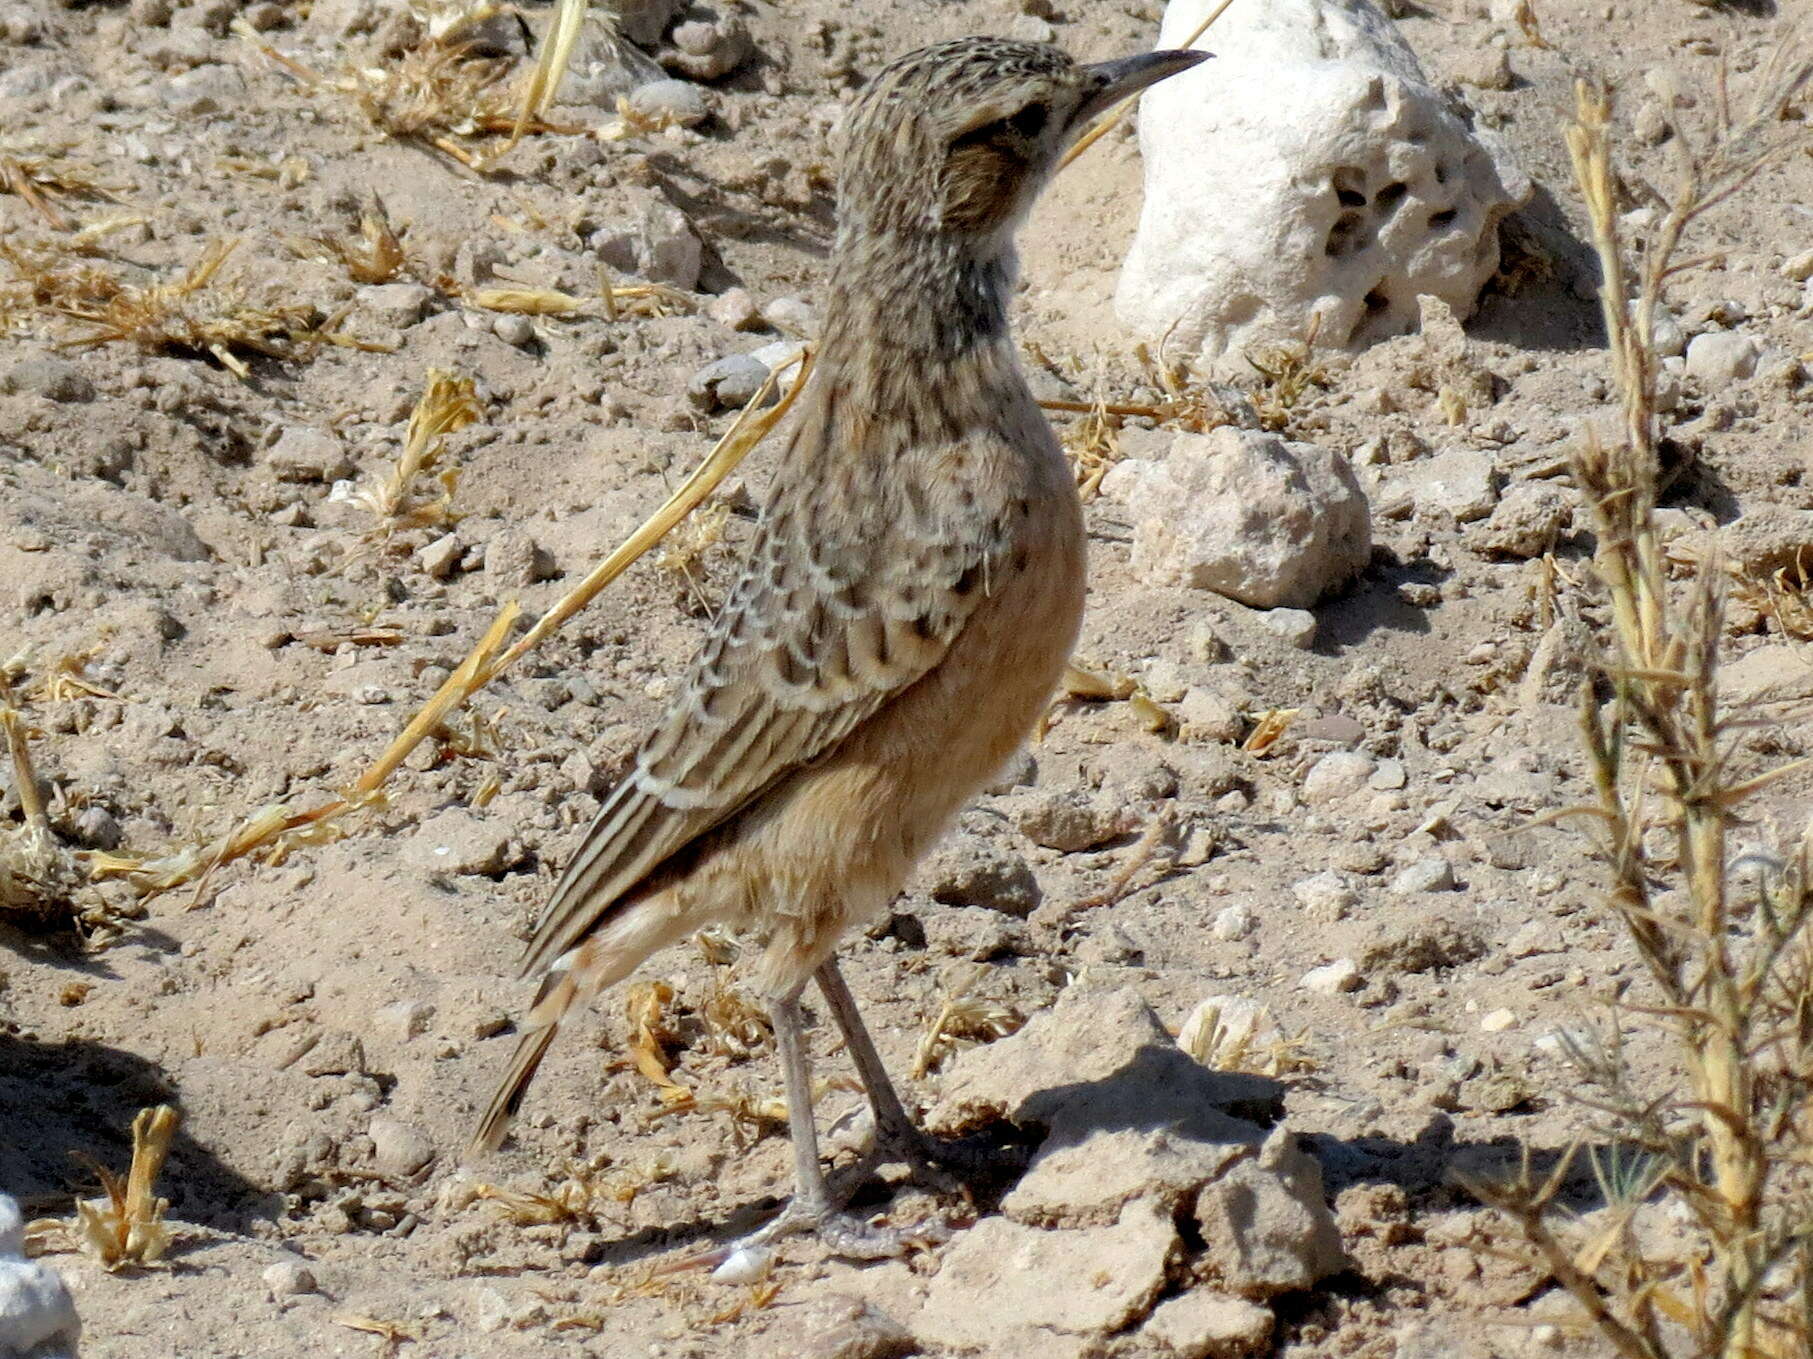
[577, 1041, 1625, 1269]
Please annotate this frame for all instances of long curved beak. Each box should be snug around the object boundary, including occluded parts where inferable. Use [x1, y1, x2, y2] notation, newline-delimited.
[1073, 48, 1211, 128]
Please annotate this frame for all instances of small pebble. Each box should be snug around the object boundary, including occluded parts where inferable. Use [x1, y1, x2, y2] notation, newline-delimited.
[706, 286, 762, 332]
[492, 313, 535, 347]
[1479, 1008, 1518, 1033]
[1391, 858, 1455, 895]
[1301, 751, 1375, 805]
[1684, 331, 1759, 384]
[1212, 902, 1257, 941]
[711, 1243, 773, 1285]
[1291, 871, 1357, 920]
[1259, 607, 1317, 649]
[1301, 958, 1362, 995]
[263, 1259, 317, 1297]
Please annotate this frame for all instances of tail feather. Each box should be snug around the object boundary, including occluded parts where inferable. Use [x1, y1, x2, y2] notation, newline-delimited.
[468, 1022, 560, 1157]
[469, 895, 697, 1158]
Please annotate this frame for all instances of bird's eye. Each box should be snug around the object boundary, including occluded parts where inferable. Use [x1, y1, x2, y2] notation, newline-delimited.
[1007, 103, 1048, 138]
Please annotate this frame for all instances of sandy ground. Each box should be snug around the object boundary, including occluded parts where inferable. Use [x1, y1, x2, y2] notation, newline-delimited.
[1, 0, 1811, 1355]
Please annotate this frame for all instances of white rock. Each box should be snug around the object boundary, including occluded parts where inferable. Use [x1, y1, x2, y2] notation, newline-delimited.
[1480, 1007, 1518, 1033]
[1368, 758, 1407, 790]
[1401, 448, 1500, 523]
[263, 1259, 317, 1297]
[1119, 0, 1531, 367]
[626, 78, 708, 128]
[0, 1195, 80, 1359]
[1113, 428, 1369, 608]
[590, 194, 702, 290]
[1291, 871, 1357, 918]
[1142, 1289, 1274, 1358]
[1212, 902, 1258, 940]
[369, 1117, 437, 1176]
[1684, 331, 1760, 384]
[1391, 857, 1455, 894]
[1300, 958, 1361, 994]
[1260, 608, 1319, 649]
[1301, 751, 1375, 805]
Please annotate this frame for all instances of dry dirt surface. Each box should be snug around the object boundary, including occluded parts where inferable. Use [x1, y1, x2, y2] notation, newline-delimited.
[1, 0, 1811, 1356]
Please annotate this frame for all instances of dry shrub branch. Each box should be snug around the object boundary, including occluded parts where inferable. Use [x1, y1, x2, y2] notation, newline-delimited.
[1462, 57, 1813, 1359]
[89, 351, 811, 903]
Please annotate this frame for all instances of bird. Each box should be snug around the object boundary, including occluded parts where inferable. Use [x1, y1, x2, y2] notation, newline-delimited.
[471, 35, 1210, 1260]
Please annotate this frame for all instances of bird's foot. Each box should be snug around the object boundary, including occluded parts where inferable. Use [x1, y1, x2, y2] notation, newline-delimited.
[684, 1199, 950, 1280]
[853, 1110, 1028, 1193]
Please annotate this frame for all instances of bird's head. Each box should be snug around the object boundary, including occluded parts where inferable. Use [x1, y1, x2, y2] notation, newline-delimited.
[835, 38, 1208, 247]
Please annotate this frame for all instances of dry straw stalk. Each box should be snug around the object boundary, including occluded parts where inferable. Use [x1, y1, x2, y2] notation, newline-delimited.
[1466, 54, 1813, 1359]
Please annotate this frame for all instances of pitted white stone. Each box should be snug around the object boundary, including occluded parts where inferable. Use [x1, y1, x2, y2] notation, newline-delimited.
[1117, 0, 1531, 370]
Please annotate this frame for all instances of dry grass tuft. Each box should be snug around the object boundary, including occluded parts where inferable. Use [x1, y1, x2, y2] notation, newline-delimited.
[1462, 55, 1813, 1359]
[475, 1153, 677, 1227]
[248, 0, 583, 171]
[1176, 997, 1313, 1078]
[55, 1105, 180, 1270]
[287, 196, 408, 285]
[0, 142, 123, 231]
[911, 963, 1023, 1079]
[0, 236, 381, 376]
[347, 367, 483, 535]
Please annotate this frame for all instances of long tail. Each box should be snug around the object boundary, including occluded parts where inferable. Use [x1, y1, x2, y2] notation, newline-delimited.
[467, 894, 697, 1158]
[468, 968, 575, 1158]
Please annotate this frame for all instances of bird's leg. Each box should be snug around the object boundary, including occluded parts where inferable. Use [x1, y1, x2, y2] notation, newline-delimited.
[814, 958, 924, 1156]
[816, 958, 1005, 1189]
[700, 987, 942, 1269]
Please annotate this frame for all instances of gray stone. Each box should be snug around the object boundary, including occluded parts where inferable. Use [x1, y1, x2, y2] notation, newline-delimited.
[1107, 427, 1369, 609]
[916, 1202, 1176, 1347]
[418, 532, 463, 579]
[267, 426, 353, 483]
[1258, 608, 1318, 649]
[374, 999, 435, 1044]
[1003, 789, 1127, 853]
[359, 282, 433, 327]
[482, 530, 555, 587]
[1141, 1290, 1274, 1358]
[404, 808, 513, 876]
[1685, 330, 1760, 384]
[1390, 857, 1455, 895]
[591, 196, 702, 290]
[1194, 1126, 1347, 1298]
[1301, 751, 1374, 805]
[916, 836, 1041, 916]
[262, 1259, 317, 1297]
[687, 354, 772, 412]
[1402, 448, 1500, 523]
[627, 77, 708, 127]
[368, 1117, 436, 1176]
[492, 313, 535, 347]
[1479, 480, 1570, 557]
